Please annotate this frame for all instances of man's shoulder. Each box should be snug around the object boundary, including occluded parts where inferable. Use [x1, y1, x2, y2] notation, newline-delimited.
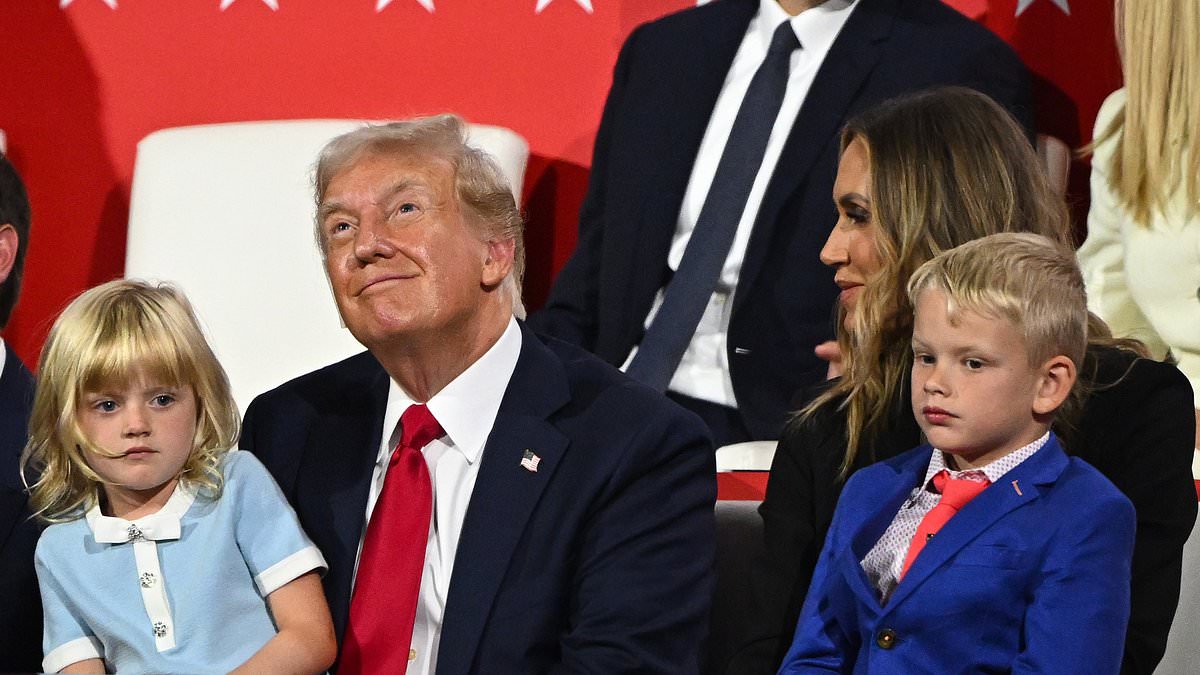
[521, 330, 713, 459]
[246, 351, 383, 412]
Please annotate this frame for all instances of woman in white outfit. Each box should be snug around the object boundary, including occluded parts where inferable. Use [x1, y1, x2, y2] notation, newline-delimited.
[1077, 0, 1200, 454]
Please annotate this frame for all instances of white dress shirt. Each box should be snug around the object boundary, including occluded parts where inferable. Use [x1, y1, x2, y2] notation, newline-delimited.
[625, 0, 858, 408]
[860, 432, 1050, 602]
[356, 317, 522, 675]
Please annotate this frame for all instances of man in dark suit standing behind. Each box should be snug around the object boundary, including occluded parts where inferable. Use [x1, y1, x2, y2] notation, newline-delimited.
[529, 0, 1032, 444]
[241, 115, 716, 674]
[0, 153, 39, 671]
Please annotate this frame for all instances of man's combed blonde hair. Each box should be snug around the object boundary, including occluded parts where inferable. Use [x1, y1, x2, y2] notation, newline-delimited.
[21, 280, 240, 522]
[907, 233, 1088, 372]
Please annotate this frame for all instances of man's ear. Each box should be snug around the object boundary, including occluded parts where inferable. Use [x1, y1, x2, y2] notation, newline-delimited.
[1033, 354, 1077, 416]
[481, 238, 515, 289]
[0, 224, 17, 286]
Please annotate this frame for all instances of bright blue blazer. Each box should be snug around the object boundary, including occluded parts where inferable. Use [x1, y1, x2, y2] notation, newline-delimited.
[779, 433, 1135, 674]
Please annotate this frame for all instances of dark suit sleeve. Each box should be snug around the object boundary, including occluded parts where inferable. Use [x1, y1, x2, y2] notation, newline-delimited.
[525, 26, 642, 348]
[1077, 355, 1198, 675]
[555, 389, 716, 674]
[956, 31, 1035, 137]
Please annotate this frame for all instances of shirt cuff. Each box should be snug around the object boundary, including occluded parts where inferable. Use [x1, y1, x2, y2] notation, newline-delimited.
[255, 545, 328, 596]
[44, 636, 103, 674]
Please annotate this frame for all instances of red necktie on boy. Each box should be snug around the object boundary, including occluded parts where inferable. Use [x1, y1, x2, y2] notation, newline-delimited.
[339, 404, 444, 674]
[899, 469, 990, 581]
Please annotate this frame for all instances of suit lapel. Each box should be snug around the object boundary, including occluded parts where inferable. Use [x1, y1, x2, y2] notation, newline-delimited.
[436, 325, 571, 675]
[736, 0, 899, 305]
[884, 438, 1070, 610]
[627, 0, 757, 307]
[296, 360, 390, 641]
[839, 450, 928, 605]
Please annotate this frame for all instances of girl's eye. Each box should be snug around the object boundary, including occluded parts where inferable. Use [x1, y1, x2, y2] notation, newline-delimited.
[965, 358, 984, 370]
[914, 353, 935, 365]
[93, 400, 118, 413]
[151, 394, 176, 407]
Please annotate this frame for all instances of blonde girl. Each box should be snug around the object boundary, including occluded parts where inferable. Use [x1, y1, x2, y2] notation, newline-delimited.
[22, 280, 335, 674]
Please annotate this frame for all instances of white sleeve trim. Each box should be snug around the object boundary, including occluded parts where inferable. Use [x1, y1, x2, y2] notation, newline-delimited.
[43, 636, 103, 674]
[255, 545, 328, 596]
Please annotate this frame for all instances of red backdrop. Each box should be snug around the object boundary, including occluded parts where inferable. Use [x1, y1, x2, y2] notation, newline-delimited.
[0, 0, 1119, 368]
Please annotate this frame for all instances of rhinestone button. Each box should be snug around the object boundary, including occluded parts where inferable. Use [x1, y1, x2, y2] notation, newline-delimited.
[140, 572, 156, 588]
[152, 621, 168, 638]
[408, 649, 417, 661]
[126, 524, 145, 542]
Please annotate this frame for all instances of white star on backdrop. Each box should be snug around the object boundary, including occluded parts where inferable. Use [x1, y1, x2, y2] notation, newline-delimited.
[60, 0, 118, 8]
[219, 0, 279, 10]
[1016, 0, 1069, 16]
[377, 0, 435, 12]
[535, 0, 594, 14]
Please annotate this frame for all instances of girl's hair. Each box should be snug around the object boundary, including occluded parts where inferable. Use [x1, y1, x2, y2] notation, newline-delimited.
[1092, 0, 1200, 225]
[21, 280, 240, 522]
[801, 86, 1073, 477]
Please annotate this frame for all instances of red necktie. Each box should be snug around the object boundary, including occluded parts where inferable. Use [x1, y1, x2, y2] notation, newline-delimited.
[898, 469, 990, 581]
[339, 404, 444, 674]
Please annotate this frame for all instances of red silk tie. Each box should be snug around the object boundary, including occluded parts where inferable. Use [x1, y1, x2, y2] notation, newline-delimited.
[339, 404, 444, 675]
[898, 469, 990, 581]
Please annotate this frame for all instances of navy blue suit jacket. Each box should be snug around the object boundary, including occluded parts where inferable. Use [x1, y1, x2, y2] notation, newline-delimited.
[529, 0, 1032, 439]
[780, 435, 1135, 674]
[241, 323, 717, 674]
[0, 343, 40, 672]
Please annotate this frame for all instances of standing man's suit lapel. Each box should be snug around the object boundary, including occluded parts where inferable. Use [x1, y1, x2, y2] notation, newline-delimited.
[437, 324, 571, 675]
[737, 0, 898, 307]
[624, 0, 757, 316]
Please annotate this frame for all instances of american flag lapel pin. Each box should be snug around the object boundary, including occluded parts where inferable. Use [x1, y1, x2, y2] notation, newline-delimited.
[520, 449, 541, 473]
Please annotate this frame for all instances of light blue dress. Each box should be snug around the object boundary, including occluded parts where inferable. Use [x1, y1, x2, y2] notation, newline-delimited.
[35, 450, 326, 674]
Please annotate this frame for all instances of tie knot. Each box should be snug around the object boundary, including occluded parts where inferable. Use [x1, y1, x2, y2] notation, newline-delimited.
[400, 404, 444, 451]
[768, 21, 801, 55]
[932, 469, 990, 509]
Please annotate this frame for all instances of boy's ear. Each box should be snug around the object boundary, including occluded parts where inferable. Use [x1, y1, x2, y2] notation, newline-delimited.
[1032, 355, 1077, 416]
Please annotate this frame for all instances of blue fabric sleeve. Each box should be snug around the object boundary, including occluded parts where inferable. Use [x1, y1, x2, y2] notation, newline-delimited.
[34, 535, 104, 671]
[226, 451, 327, 596]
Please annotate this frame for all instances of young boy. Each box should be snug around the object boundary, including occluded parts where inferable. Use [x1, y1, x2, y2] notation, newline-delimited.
[778, 233, 1135, 674]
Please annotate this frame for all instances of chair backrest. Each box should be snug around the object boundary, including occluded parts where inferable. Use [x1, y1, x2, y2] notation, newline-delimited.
[715, 441, 778, 472]
[125, 119, 529, 413]
[1154, 508, 1200, 674]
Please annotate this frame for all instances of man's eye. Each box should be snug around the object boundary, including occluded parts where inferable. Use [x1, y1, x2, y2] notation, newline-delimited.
[397, 202, 418, 214]
[330, 221, 352, 234]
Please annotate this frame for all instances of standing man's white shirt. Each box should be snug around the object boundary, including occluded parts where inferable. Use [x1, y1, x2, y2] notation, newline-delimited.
[626, 0, 858, 408]
[356, 317, 522, 675]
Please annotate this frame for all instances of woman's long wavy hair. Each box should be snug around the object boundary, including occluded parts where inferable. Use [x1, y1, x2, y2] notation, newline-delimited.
[801, 87, 1075, 477]
[1091, 0, 1200, 225]
[20, 280, 240, 522]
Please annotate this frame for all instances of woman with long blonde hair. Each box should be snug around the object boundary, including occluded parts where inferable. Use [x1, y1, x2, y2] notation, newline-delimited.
[1077, 0, 1200, 454]
[730, 87, 1196, 675]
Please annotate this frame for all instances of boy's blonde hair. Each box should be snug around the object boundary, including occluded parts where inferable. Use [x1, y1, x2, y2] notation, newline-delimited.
[21, 280, 240, 522]
[906, 233, 1088, 371]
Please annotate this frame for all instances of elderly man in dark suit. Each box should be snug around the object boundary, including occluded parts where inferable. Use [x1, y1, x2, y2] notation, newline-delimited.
[0, 153, 39, 672]
[529, 0, 1032, 445]
[241, 115, 716, 674]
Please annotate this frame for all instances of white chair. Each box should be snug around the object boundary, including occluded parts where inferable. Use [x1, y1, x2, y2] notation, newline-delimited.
[1155, 510, 1200, 674]
[715, 441, 778, 472]
[125, 119, 529, 413]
